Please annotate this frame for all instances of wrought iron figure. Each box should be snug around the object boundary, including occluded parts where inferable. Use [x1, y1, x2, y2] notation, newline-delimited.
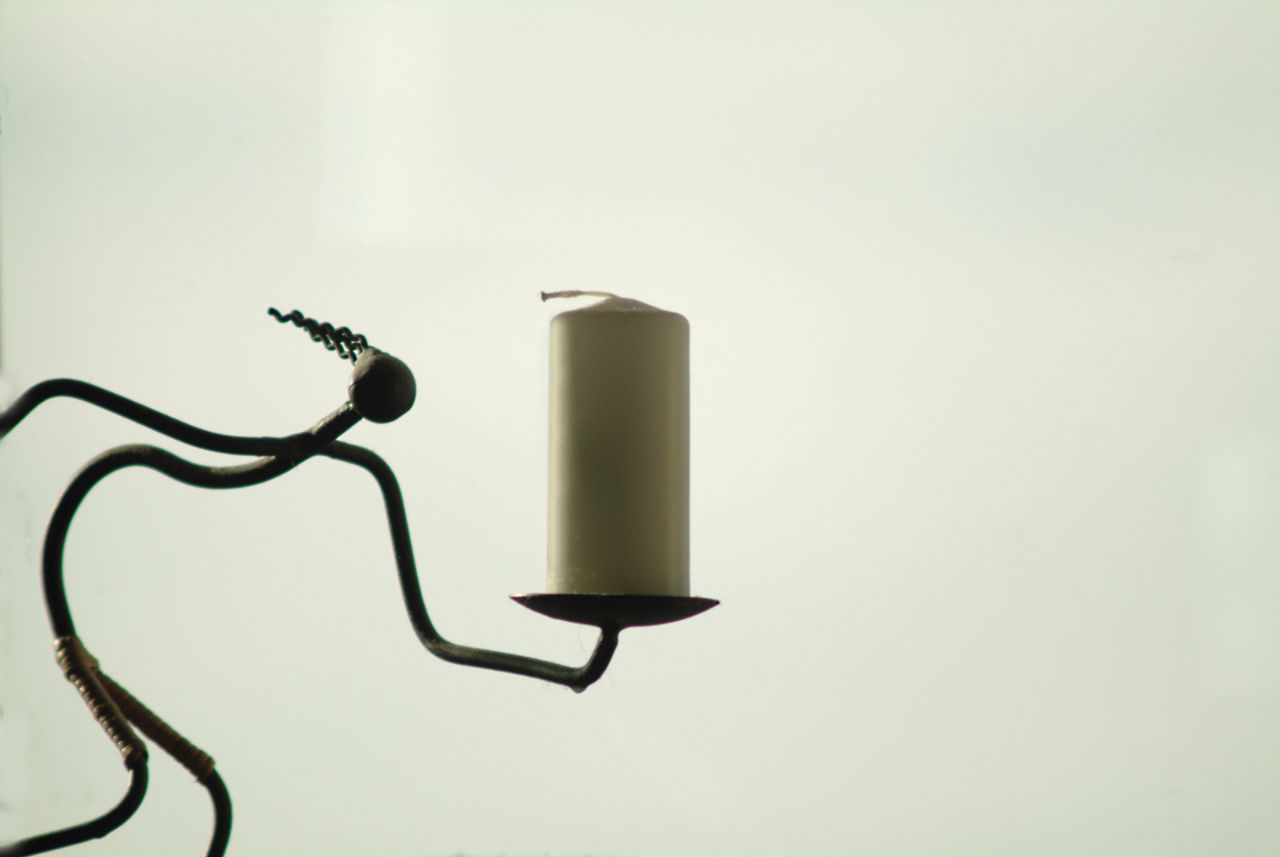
[0, 310, 626, 856]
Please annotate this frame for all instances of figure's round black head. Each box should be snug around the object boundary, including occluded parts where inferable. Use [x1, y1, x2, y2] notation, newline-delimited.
[348, 348, 416, 423]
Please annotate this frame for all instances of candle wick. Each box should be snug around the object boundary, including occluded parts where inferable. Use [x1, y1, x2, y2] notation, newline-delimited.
[540, 290, 620, 302]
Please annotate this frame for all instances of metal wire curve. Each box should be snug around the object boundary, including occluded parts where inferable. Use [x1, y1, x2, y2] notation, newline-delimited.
[0, 378, 346, 456]
[321, 441, 620, 692]
[6, 765, 149, 856]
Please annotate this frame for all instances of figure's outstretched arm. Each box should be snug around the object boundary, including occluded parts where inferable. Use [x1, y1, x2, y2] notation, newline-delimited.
[0, 378, 353, 456]
[324, 441, 622, 693]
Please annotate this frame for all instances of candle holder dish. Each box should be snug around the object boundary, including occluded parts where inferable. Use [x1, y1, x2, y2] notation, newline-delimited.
[512, 594, 719, 628]
[0, 309, 717, 857]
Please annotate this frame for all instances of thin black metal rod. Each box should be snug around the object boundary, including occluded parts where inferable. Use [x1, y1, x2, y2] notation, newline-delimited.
[42, 405, 361, 639]
[204, 771, 232, 857]
[322, 442, 621, 692]
[0, 378, 345, 456]
[43, 448, 302, 638]
[7, 764, 149, 855]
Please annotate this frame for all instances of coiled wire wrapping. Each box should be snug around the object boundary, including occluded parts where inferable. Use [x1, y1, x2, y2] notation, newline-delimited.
[267, 308, 370, 361]
[51, 637, 217, 800]
[53, 636, 148, 771]
[94, 653, 217, 783]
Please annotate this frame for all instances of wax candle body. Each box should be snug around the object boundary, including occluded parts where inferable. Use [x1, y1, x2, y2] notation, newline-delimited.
[548, 297, 690, 596]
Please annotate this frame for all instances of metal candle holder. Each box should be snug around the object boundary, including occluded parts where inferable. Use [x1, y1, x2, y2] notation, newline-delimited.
[1, 309, 717, 857]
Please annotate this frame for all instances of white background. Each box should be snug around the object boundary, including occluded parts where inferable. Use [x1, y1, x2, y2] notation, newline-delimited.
[2, 2, 1278, 855]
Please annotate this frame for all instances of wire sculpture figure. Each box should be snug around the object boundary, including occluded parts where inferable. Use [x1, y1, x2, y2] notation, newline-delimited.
[0, 310, 620, 857]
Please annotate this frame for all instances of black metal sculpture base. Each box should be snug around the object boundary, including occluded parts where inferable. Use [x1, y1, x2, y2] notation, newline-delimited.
[512, 594, 718, 628]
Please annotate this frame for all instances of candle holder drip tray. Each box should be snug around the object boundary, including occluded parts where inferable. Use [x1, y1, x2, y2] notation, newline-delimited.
[511, 594, 719, 629]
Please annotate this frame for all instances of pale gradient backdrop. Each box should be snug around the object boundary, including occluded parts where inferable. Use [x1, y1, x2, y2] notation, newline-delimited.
[2, 2, 1278, 856]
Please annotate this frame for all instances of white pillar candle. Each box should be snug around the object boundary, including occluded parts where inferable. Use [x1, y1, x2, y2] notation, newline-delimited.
[546, 293, 690, 596]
